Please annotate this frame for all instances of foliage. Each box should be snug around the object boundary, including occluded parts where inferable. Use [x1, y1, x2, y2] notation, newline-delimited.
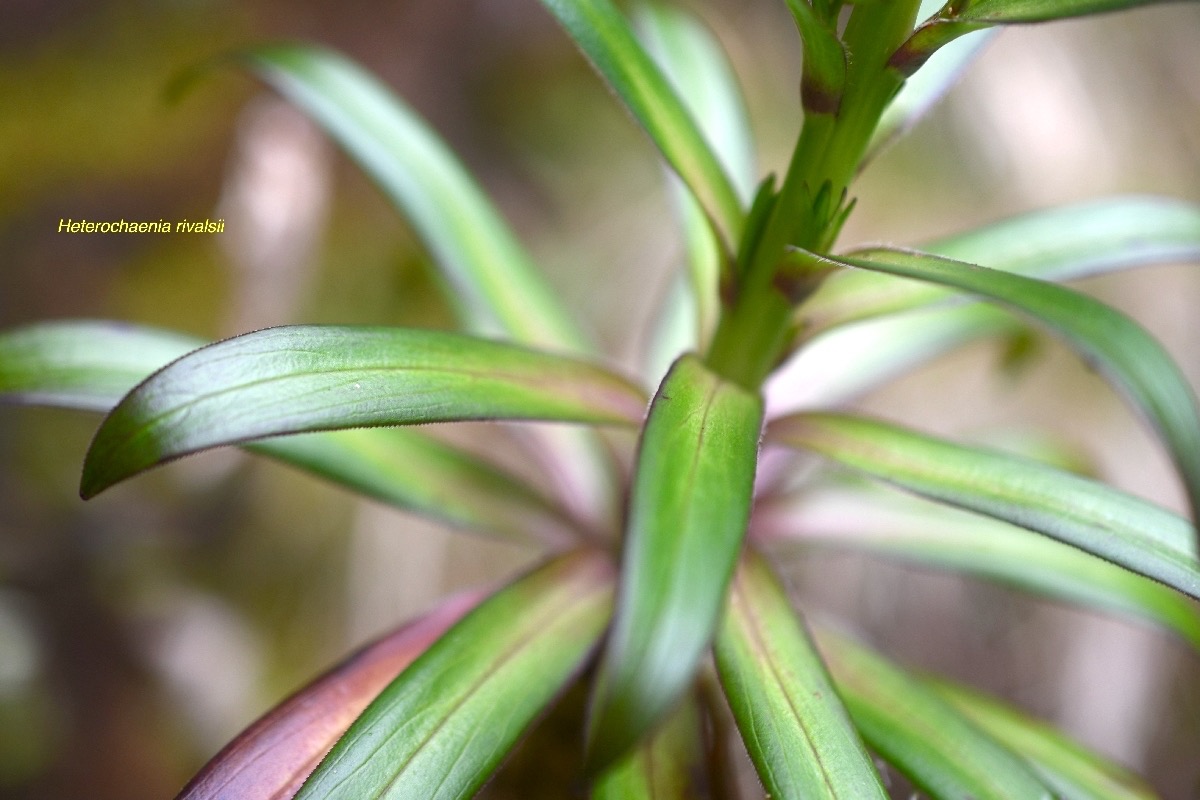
[2, 0, 1199, 797]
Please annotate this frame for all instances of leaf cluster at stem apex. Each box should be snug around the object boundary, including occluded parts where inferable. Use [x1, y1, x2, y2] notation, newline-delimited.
[703, 0, 924, 391]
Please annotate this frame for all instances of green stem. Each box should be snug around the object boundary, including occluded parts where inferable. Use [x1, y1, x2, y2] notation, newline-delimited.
[705, 286, 793, 389]
[824, 0, 922, 188]
[704, 0, 921, 391]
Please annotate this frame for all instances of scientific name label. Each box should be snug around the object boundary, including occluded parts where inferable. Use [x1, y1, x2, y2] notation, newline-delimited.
[58, 218, 226, 234]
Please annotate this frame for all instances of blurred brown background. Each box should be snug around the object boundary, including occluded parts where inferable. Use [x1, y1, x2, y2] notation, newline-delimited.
[1, 0, 1198, 797]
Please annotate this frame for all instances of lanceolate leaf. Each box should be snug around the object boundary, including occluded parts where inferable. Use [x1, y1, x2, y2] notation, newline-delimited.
[930, 196, 1200, 276]
[80, 325, 646, 499]
[638, 3, 755, 352]
[587, 354, 762, 772]
[805, 196, 1200, 331]
[539, 0, 744, 250]
[238, 43, 621, 529]
[297, 550, 614, 800]
[713, 550, 889, 799]
[814, 626, 1055, 799]
[890, 0, 1178, 74]
[756, 483, 1200, 652]
[0, 321, 584, 543]
[237, 44, 585, 352]
[0, 320, 201, 411]
[636, 5, 755, 200]
[591, 699, 703, 800]
[958, 0, 1173, 23]
[786, 197, 1200, 411]
[932, 681, 1160, 800]
[177, 591, 481, 800]
[798, 246, 1200, 530]
[769, 413, 1200, 600]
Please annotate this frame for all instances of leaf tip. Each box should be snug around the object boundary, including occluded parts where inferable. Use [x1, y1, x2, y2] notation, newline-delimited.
[79, 411, 145, 500]
[78, 454, 115, 501]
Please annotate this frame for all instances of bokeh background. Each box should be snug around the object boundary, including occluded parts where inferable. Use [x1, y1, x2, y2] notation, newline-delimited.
[1, 0, 1199, 797]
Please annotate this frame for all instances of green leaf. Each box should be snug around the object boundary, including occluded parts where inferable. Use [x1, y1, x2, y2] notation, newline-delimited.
[0, 320, 201, 411]
[539, 0, 744, 251]
[757, 481, 1200, 652]
[0, 324, 583, 542]
[890, 0, 1178, 75]
[80, 325, 647, 499]
[232, 44, 617, 529]
[177, 591, 481, 800]
[637, 2, 755, 355]
[297, 550, 614, 800]
[0, 321, 585, 543]
[587, 354, 762, 771]
[814, 625, 1056, 800]
[236, 43, 585, 352]
[959, 0, 1176, 23]
[591, 698, 703, 800]
[928, 196, 1200, 270]
[769, 413, 1200, 600]
[787, 197, 1200, 411]
[636, 5, 755, 201]
[797, 245, 1200, 530]
[805, 196, 1200, 332]
[931, 682, 1161, 800]
[713, 550, 889, 799]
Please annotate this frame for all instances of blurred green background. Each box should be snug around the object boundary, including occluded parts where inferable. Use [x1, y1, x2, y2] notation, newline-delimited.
[1, 1, 1198, 797]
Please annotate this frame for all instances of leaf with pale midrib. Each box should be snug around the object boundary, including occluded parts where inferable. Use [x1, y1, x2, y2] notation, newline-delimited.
[80, 325, 647, 499]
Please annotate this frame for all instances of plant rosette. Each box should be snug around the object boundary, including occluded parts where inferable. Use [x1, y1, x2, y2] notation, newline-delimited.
[2, 0, 1199, 797]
